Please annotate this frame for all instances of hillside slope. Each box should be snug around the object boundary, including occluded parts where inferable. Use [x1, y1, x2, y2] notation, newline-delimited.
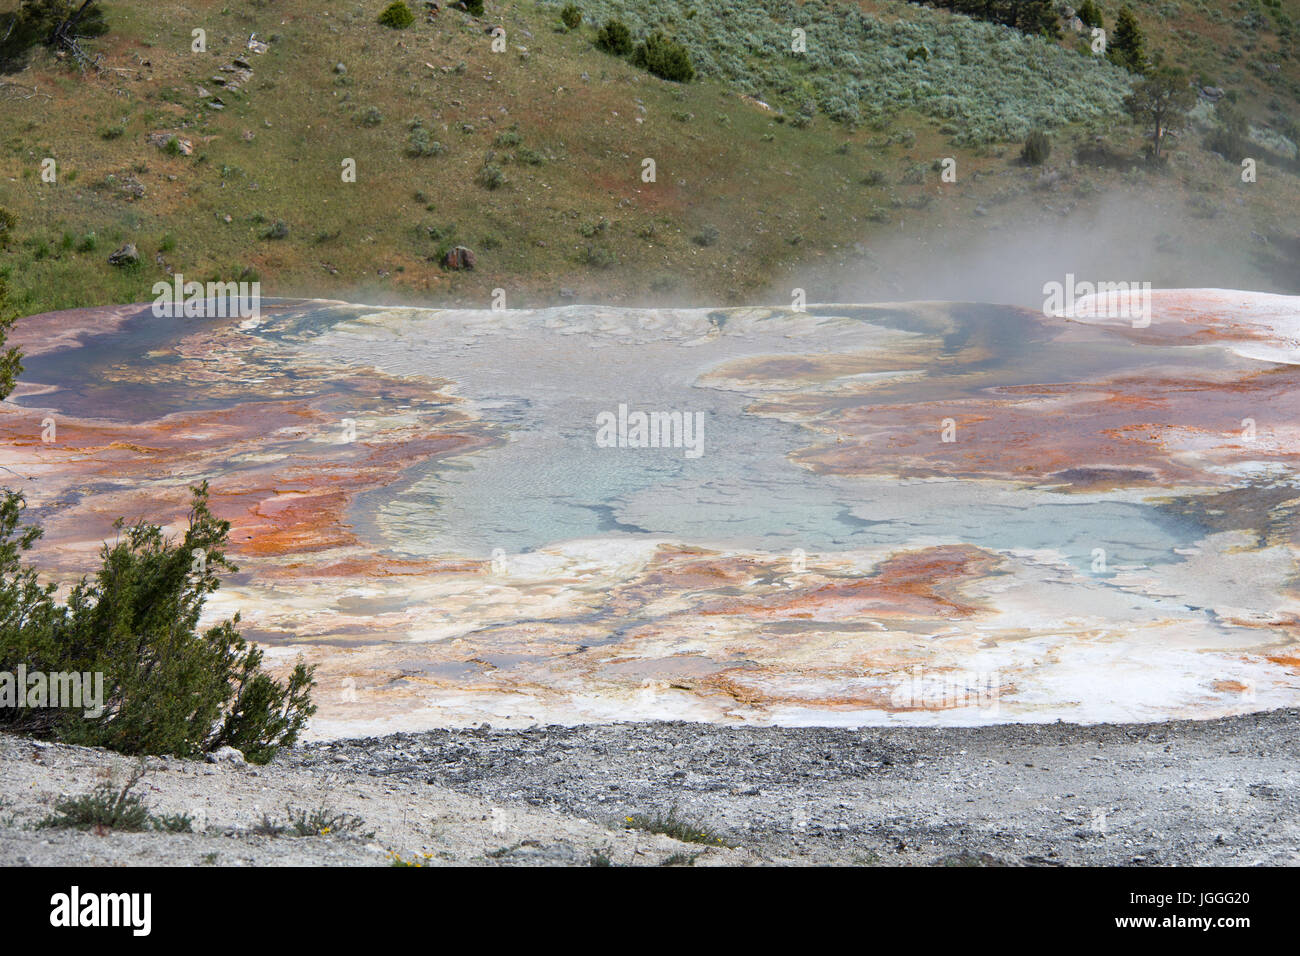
[0, 0, 1296, 316]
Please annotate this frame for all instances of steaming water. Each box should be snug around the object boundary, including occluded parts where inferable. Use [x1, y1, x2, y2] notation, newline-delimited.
[11, 300, 1213, 570]
[14, 299, 1204, 569]
[263, 301, 1200, 569]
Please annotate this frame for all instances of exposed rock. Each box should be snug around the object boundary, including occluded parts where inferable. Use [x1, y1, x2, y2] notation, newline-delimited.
[442, 246, 476, 270]
[205, 745, 247, 766]
[1200, 86, 1225, 101]
[334, 62, 347, 75]
[107, 243, 139, 267]
[148, 131, 193, 155]
[216, 63, 254, 91]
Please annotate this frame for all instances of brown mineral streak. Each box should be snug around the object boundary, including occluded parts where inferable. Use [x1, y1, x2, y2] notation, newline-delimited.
[699, 546, 999, 621]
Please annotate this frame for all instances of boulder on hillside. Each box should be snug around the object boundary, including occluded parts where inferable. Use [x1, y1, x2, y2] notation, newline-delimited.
[442, 246, 476, 270]
[107, 243, 139, 267]
[147, 131, 193, 155]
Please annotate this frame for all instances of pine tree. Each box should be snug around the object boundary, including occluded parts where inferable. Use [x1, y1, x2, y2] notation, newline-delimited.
[1124, 67, 1196, 161]
[1109, 5, 1149, 74]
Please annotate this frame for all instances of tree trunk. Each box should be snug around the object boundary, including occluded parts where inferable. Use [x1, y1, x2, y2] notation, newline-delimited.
[48, 1, 95, 48]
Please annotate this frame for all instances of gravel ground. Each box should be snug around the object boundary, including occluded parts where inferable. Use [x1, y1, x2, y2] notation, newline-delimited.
[295, 709, 1300, 866]
[0, 734, 753, 867]
[3, 709, 1299, 866]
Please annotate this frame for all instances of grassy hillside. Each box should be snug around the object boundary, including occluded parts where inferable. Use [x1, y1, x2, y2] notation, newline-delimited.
[0, 0, 1296, 317]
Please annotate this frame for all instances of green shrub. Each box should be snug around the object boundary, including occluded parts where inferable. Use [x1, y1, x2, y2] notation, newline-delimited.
[253, 812, 286, 837]
[579, 245, 617, 268]
[1021, 128, 1052, 164]
[476, 163, 506, 189]
[40, 774, 151, 832]
[515, 145, 545, 165]
[595, 18, 633, 56]
[378, 1, 415, 29]
[631, 33, 695, 82]
[0, 454, 316, 763]
[1205, 103, 1250, 159]
[406, 123, 444, 156]
[692, 224, 720, 247]
[152, 811, 194, 833]
[463, 0, 485, 16]
[39, 764, 195, 832]
[253, 804, 371, 838]
[287, 804, 371, 838]
[0, 208, 15, 248]
[623, 807, 730, 846]
[560, 3, 581, 30]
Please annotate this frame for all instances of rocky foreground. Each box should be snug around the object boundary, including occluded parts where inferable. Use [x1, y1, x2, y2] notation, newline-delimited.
[2, 709, 1299, 866]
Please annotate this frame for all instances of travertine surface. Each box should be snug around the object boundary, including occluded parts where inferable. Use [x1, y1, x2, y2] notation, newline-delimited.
[3, 290, 1298, 733]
